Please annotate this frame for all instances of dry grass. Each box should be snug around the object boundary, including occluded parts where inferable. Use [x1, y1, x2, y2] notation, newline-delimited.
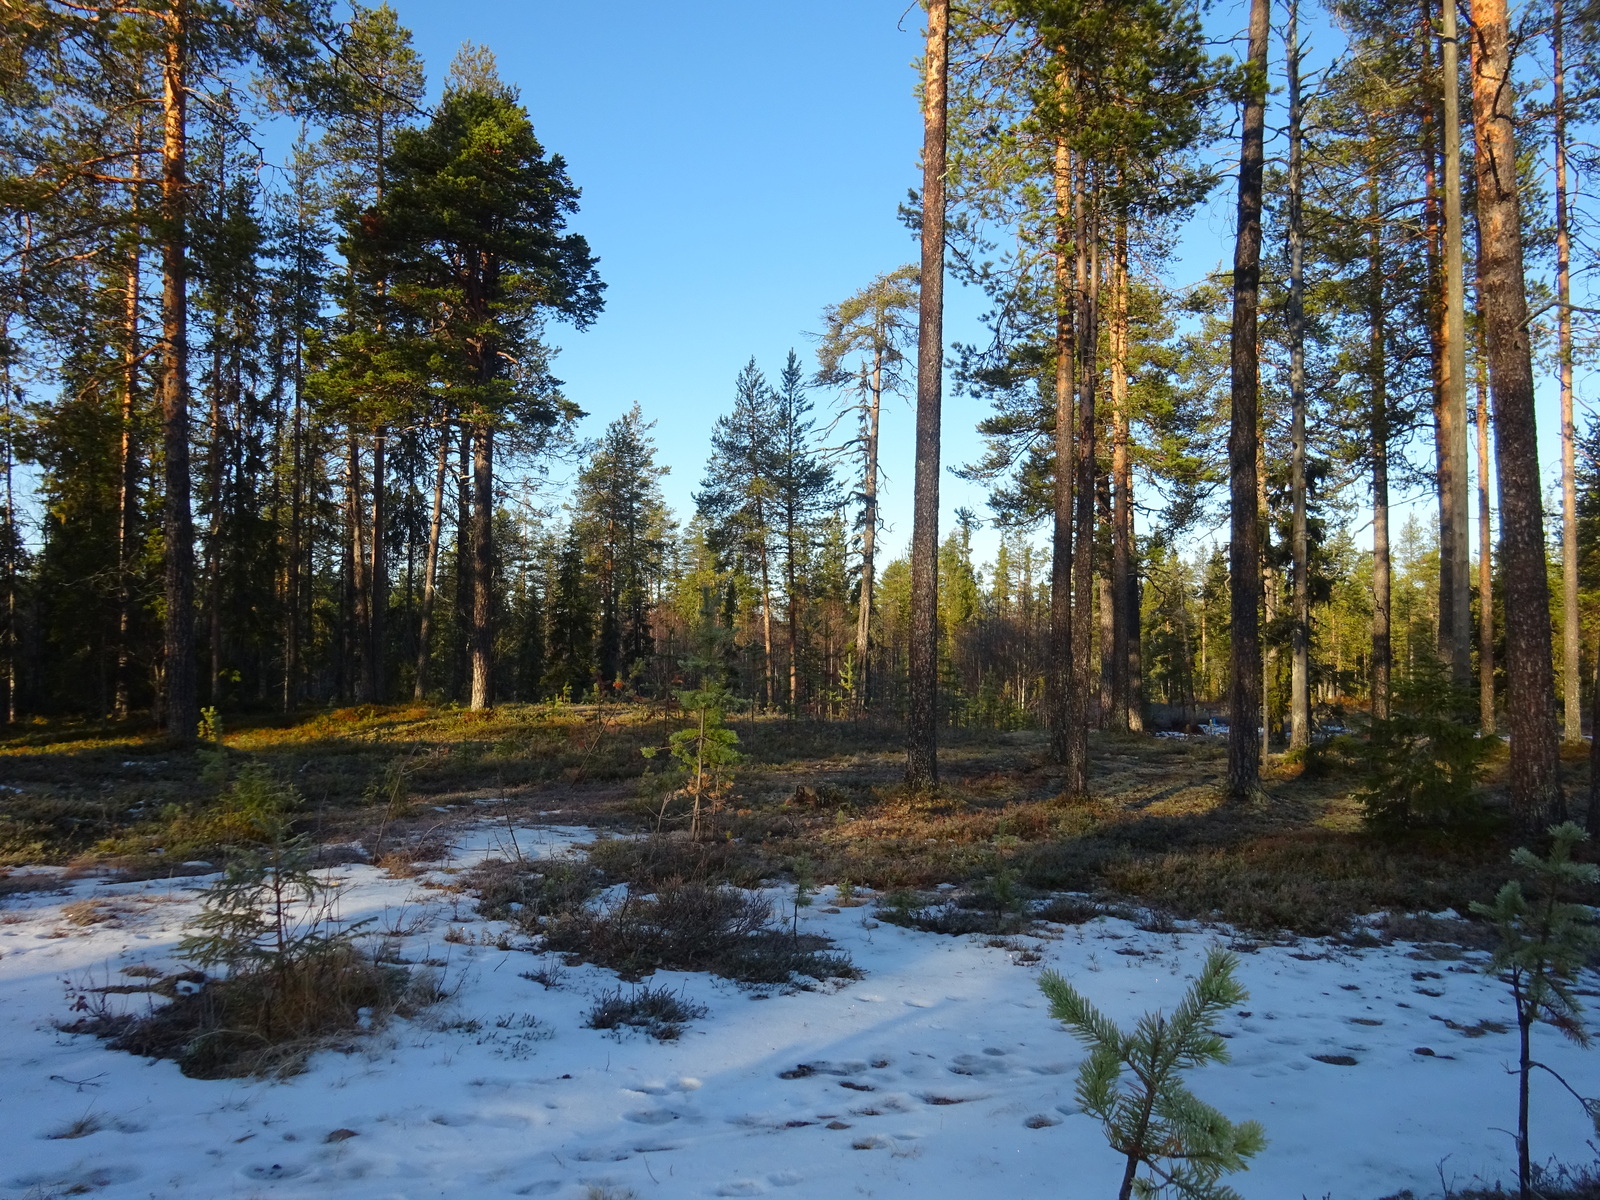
[4, 706, 1594, 938]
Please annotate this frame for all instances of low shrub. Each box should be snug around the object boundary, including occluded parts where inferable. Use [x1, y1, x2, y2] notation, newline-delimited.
[466, 856, 602, 931]
[543, 881, 857, 986]
[585, 984, 707, 1040]
[63, 826, 433, 1078]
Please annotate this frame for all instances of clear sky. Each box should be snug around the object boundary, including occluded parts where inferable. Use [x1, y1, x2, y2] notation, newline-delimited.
[389, 0, 1003, 560]
[385, 0, 1580, 571]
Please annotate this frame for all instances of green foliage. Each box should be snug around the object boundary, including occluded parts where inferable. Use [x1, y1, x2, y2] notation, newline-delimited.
[1040, 948, 1266, 1200]
[642, 588, 743, 838]
[1470, 824, 1600, 1190]
[155, 761, 301, 857]
[1355, 658, 1492, 832]
[179, 833, 364, 981]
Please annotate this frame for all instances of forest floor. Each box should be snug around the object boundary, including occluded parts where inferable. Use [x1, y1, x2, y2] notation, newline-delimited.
[0, 703, 1594, 937]
[3, 709, 1600, 1198]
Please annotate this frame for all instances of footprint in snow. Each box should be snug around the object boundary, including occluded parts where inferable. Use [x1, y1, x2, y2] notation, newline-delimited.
[715, 1181, 766, 1196]
[623, 1109, 681, 1125]
[949, 1053, 1010, 1077]
[240, 1162, 306, 1181]
[768, 1171, 805, 1186]
[511, 1182, 561, 1196]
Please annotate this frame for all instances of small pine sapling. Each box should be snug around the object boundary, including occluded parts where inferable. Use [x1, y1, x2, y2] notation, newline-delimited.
[1470, 822, 1600, 1200]
[1040, 947, 1266, 1200]
[642, 587, 743, 840]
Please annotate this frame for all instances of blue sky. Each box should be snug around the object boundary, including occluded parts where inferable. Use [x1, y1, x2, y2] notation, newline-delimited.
[389, 0, 1017, 560]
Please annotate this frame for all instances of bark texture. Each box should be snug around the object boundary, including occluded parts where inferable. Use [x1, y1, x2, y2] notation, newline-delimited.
[906, 0, 949, 791]
[1227, 0, 1270, 799]
[1470, 0, 1564, 825]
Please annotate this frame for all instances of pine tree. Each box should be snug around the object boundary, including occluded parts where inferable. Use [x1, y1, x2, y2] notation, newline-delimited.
[352, 46, 601, 709]
[1041, 947, 1267, 1200]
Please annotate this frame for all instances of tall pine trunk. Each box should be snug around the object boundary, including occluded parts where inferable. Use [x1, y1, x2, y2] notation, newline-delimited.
[906, 0, 948, 791]
[1441, 0, 1472, 684]
[1065, 158, 1097, 798]
[1287, 2, 1310, 750]
[370, 430, 387, 703]
[1109, 214, 1133, 732]
[469, 423, 494, 710]
[1369, 156, 1393, 722]
[159, 1, 197, 743]
[415, 425, 450, 700]
[1470, 0, 1564, 826]
[116, 194, 141, 722]
[1227, 0, 1270, 799]
[1476, 314, 1495, 732]
[854, 351, 882, 712]
[1049, 136, 1074, 766]
[1555, 0, 1581, 743]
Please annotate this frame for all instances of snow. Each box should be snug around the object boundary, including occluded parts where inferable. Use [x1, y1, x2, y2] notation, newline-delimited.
[2, 821, 1597, 1200]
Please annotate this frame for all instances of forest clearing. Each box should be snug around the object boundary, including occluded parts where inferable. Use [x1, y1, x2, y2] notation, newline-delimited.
[7, 0, 1600, 1194]
[0, 710, 1598, 1198]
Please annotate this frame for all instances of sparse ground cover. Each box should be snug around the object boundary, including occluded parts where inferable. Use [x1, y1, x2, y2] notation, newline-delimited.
[3, 707, 1600, 1196]
[1, 819, 1597, 1199]
[1, 705, 1591, 939]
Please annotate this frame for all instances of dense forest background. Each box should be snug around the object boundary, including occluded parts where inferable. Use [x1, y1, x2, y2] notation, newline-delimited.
[0, 0, 1596, 769]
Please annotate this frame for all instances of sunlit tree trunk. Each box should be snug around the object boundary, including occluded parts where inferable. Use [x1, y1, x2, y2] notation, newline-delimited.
[1227, 0, 1270, 799]
[1049, 136, 1074, 766]
[906, 0, 948, 791]
[1470, 0, 1564, 826]
[1555, 0, 1580, 743]
[1287, 2, 1310, 750]
[1440, 0, 1471, 685]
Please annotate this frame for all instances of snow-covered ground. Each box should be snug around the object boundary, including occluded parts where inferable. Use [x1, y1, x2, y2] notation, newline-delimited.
[2, 821, 1597, 1200]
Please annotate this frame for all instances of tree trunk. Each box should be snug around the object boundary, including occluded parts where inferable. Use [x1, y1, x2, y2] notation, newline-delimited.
[1259, 435, 1274, 755]
[469, 422, 494, 710]
[1288, 2, 1310, 750]
[787, 544, 800, 716]
[1470, 0, 1565, 826]
[206, 349, 225, 704]
[159, 1, 197, 744]
[759, 544, 774, 711]
[1477, 322, 1495, 733]
[1066, 160, 1097, 798]
[1227, 0, 1270, 799]
[1555, 0, 1581, 743]
[115, 206, 140, 721]
[1110, 214, 1133, 733]
[1588, 648, 1599, 837]
[1421, 4, 1458, 679]
[414, 425, 450, 700]
[283, 312, 303, 712]
[1441, 0, 1472, 685]
[1049, 136, 1074, 766]
[454, 426, 471, 699]
[348, 433, 370, 700]
[370, 429, 387, 703]
[1369, 157, 1393, 723]
[906, 0, 948, 791]
[855, 351, 882, 711]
